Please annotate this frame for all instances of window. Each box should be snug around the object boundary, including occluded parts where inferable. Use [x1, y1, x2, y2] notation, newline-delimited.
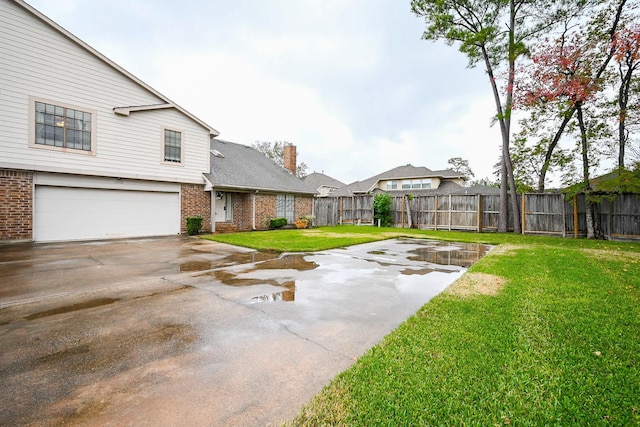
[276, 194, 295, 223]
[386, 180, 397, 190]
[422, 178, 432, 189]
[401, 180, 411, 189]
[164, 129, 182, 163]
[34, 101, 93, 151]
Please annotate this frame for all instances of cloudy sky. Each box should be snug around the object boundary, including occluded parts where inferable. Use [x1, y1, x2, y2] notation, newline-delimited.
[29, 0, 502, 184]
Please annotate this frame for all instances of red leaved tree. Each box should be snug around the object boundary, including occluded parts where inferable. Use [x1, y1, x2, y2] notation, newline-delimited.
[516, 35, 605, 238]
[612, 24, 640, 167]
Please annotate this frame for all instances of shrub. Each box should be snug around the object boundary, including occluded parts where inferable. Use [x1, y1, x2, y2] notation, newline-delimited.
[186, 216, 203, 235]
[373, 193, 393, 227]
[300, 215, 315, 227]
[269, 217, 288, 229]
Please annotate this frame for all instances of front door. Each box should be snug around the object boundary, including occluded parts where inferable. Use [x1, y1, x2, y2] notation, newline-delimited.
[214, 191, 233, 222]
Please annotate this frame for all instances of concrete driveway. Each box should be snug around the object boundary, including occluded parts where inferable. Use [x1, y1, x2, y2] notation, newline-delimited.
[0, 236, 489, 426]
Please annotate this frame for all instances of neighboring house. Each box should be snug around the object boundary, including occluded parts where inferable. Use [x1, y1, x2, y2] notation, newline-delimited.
[303, 172, 345, 197]
[0, 1, 220, 242]
[204, 140, 316, 231]
[331, 164, 469, 197]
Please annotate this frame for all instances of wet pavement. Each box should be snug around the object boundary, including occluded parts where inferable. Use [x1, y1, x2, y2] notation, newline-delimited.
[0, 236, 490, 426]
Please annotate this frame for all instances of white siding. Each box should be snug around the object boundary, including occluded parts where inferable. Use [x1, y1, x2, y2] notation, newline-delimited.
[0, 1, 210, 184]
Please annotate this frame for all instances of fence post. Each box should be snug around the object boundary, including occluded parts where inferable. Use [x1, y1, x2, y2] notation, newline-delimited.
[561, 194, 566, 237]
[521, 194, 526, 235]
[573, 195, 578, 238]
[448, 194, 452, 231]
[401, 196, 405, 228]
[477, 194, 483, 232]
[434, 195, 438, 231]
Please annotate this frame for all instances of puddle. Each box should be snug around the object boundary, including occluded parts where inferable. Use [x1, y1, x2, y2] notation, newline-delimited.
[25, 298, 120, 320]
[201, 240, 490, 304]
[179, 251, 281, 272]
[405, 242, 491, 268]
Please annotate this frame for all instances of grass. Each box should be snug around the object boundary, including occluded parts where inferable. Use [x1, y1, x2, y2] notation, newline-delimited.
[204, 226, 640, 425]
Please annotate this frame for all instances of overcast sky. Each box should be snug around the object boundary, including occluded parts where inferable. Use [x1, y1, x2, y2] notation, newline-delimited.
[30, 0, 503, 184]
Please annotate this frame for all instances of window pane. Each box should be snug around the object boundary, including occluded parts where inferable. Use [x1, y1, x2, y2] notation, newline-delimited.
[55, 105, 64, 116]
[35, 102, 45, 113]
[35, 123, 45, 145]
[54, 126, 64, 146]
[45, 103, 55, 114]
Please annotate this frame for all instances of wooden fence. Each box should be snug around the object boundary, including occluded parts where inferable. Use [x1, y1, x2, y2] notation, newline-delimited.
[313, 193, 640, 241]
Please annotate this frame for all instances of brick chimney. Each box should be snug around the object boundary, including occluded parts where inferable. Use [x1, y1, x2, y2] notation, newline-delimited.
[283, 144, 297, 174]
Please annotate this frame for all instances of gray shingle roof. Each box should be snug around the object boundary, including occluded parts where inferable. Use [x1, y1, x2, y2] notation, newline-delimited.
[303, 172, 345, 190]
[331, 164, 467, 197]
[204, 139, 316, 195]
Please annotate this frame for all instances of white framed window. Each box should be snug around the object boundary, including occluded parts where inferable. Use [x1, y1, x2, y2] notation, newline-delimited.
[421, 178, 432, 189]
[276, 194, 295, 223]
[386, 180, 397, 190]
[163, 128, 182, 164]
[29, 97, 96, 155]
[401, 180, 411, 189]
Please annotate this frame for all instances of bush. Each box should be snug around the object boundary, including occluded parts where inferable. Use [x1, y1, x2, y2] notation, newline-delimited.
[300, 215, 315, 227]
[373, 193, 393, 227]
[186, 216, 203, 235]
[269, 217, 288, 229]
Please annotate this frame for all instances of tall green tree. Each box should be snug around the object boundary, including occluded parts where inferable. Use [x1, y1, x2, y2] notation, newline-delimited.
[447, 157, 475, 181]
[411, 0, 568, 233]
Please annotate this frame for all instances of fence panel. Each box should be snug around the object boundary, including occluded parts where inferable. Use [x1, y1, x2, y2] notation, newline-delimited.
[313, 192, 640, 241]
[523, 193, 565, 235]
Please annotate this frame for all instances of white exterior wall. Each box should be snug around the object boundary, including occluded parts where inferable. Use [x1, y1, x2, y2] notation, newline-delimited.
[0, 1, 210, 184]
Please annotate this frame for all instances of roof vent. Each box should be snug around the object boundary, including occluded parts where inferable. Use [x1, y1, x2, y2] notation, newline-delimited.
[211, 149, 225, 158]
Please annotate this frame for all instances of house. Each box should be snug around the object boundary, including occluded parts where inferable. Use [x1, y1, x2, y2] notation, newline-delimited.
[303, 172, 345, 197]
[204, 140, 316, 231]
[0, 0, 220, 242]
[331, 164, 468, 197]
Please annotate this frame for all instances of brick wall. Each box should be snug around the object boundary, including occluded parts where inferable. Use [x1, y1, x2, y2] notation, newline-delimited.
[295, 196, 313, 221]
[255, 194, 277, 229]
[181, 184, 211, 233]
[0, 169, 33, 241]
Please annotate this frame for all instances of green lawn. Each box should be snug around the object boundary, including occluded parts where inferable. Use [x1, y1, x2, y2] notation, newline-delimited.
[205, 226, 640, 425]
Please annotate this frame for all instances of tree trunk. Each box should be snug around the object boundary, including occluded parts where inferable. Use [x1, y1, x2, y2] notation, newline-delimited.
[618, 62, 632, 168]
[505, 0, 521, 234]
[576, 103, 595, 239]
[537, 109, 575, 192]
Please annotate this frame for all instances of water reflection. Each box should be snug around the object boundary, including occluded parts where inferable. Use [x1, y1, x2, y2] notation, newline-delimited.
[402, 239, 491, 268]
[197, 239, 491, 303]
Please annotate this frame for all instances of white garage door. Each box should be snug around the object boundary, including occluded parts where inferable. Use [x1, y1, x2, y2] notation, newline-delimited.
[34, 186, 180, 242]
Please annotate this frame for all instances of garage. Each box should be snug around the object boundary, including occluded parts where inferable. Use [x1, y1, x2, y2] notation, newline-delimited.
[33, 174, 181, 242]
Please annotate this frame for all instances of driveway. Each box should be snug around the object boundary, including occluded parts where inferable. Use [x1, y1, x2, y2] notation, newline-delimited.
[0, 236, 489, 426]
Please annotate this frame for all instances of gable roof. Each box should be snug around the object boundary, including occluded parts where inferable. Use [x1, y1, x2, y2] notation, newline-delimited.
[204, 139, 317, 195]
[303, 172, 345, 190]
[13, 0, 219, 137]
[332, 164, 466, 197]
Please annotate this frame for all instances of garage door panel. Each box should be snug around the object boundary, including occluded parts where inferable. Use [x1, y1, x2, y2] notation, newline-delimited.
[35, 186, 180, 242]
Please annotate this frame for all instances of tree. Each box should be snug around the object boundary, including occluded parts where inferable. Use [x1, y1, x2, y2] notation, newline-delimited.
[252, 140, 309, 178]
[513, 0, 629, 192]
[517, 35, 609, 238]
[612, 24, 640, 168]
[447, 157, 475, 181]
[411, 0, 569, 233]
[373, 193, 393, 227]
